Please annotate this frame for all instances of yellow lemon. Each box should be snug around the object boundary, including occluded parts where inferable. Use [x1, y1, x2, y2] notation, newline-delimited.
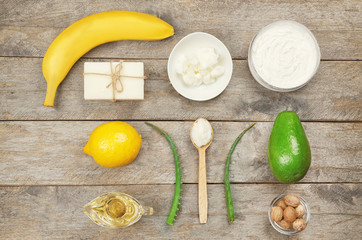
[83, 121, 142, 168]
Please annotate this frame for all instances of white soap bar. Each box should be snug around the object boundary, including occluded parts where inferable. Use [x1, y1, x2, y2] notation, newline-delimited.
[84, 62, 144, 100]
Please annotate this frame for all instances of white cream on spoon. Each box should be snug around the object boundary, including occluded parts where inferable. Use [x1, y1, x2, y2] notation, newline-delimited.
[191, 118, 213, 147]
[190, 118, 213, 224]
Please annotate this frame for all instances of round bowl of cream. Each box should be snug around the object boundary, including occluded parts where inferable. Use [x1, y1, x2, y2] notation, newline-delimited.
[248, 20, 320, 91]
[168, 32, 233, 101]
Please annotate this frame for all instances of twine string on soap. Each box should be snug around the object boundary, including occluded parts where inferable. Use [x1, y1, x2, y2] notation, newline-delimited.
[84, 61, 146, 102]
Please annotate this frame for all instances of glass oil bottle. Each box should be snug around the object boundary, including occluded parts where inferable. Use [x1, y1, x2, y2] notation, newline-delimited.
[83, 192, 153, 228]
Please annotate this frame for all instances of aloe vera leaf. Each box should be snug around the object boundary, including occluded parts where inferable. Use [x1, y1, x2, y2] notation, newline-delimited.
[145, 122, 182, 225]
[224, 123, 255, 222]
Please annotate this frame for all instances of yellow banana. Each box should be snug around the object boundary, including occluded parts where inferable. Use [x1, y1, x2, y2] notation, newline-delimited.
[42, 11, 174, 107]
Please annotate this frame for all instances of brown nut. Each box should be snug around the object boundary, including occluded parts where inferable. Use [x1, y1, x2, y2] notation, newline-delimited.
[277, 219, 292, 229]
[284, 194, 300, 207]
[277, 199, 287, 210]
[283, 206, 297, 222]
[270, 206, 283, 222]
[295, 204, 305, 218]
[293, 218, 307, 231]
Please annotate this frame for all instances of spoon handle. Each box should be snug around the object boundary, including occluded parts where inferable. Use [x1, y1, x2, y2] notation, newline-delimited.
[198, 148, 208, 224]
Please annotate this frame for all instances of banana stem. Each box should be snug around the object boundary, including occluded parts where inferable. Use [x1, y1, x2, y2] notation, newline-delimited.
[43, 84, 58, 107]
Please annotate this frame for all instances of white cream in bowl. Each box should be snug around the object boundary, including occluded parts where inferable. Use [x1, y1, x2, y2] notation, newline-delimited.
[248, 20, 320, 91]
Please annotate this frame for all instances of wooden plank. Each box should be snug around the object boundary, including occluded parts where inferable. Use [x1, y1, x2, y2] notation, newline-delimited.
[2, 0, 361, 30]
[1, 26, 361, 60]
[0, 0, 361, 60]
[0, 121, 361, 185]
[0, 184, 360, 239]
[0, 58, 361, 121]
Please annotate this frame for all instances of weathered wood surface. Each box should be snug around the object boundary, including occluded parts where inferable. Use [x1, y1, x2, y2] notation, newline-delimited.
[1, 0, 361, 239]
[1, 58, 361, 121]
[0, 184, 360, 239]
[1, 121, 361, 185]
[1, 0, 361, 60]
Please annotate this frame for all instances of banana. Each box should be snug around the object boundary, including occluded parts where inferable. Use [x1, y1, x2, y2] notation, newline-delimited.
[42, 11, 174, 107]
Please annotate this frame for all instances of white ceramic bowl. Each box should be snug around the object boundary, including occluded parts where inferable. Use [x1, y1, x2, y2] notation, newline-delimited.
[167, 32, 233, 101]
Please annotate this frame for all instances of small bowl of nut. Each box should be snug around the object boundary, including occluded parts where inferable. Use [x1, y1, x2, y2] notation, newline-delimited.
[268, 193, 310, 235]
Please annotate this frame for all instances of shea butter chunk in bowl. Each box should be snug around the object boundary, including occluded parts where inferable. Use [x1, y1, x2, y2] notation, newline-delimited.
[168, 32, 233, 101]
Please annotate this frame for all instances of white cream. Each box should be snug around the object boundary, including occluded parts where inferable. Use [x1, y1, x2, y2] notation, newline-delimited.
[176, 48, 225, 86]
[250, 20, 320, 89]
[191, 118, 213, 148]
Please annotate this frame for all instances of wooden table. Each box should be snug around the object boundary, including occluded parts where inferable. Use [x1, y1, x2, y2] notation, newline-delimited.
[1, 1, 361, 239]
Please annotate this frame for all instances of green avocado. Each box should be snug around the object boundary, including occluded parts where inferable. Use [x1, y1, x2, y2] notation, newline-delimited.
[268, 111, 311, 183]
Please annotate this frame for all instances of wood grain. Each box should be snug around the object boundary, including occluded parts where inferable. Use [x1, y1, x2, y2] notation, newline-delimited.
[1, 58, 361, 121]
[0, 0, 361, 60]
[0, 184, 360, 239]
[198, 147, 208, 224]
[0, 0, 361, 239]
[1, 121, 361, 185]
[1, 27, 361, 61]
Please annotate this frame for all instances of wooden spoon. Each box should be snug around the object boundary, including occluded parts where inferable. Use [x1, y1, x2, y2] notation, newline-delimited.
[190, 118, 214, 224]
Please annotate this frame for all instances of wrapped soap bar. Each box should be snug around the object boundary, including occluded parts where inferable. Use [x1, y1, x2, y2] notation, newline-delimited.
[84, 61, 144, 101]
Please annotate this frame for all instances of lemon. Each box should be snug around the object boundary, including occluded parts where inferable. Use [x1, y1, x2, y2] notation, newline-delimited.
[83, 121, 142, 168]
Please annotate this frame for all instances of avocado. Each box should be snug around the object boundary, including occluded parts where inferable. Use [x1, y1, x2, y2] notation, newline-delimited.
[268, 111, 311, 183]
